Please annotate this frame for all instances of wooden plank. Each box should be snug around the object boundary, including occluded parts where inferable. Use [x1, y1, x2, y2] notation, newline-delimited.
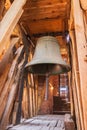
[48, 120, 57, 127]
[49, 127, 55, 130]
[0, 0, 27, 55]
[30, 119, 50, 126]
[12, 29, 29, 124]
[26, 125, 42, 130]
[35, 78, 38, 115]
[24, 3, 67, 15]
[13, 62, 26, 124]
[22, 87, 30, 119]
[22, 11, 66, 21]
[40, 126, 50, 130]
[0, 37, 19, 75]
[0, 35, 19, 95]
[0, 46, 24, 111]
[57, 120, 62, 127]
[0, 0, 5, 21]
[0, 59, 25, 129]
[0, 47, 24, 130]
[23, 118, 34, 123]
[0, 43, 23, 122]
[54, 127, 63, 130]
[69, 31, 83, 130]
[72, 0, 87, 129]
[80, 0, 87, 10]
[10, 125, 42, 130]
[26, 19, 64, 34]
[60, 121, 65, 129]
[8, 115, 65, 130]
[25, 0, 67, 8]
[73, 70, 81, 130]
[0, 65, 10, 94]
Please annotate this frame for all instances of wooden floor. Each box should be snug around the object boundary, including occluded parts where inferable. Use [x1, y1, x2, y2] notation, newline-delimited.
[7, 115, 65, 130]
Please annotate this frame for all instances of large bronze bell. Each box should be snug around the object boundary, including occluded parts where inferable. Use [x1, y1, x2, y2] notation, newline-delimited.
[25, 36, 70, 75]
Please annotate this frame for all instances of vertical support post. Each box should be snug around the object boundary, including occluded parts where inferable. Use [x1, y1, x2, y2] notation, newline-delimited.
[45, 74, 49, 100]
[72, 0, 87, 129]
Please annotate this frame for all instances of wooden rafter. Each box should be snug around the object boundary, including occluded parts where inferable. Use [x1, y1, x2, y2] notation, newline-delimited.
[22, 3, 67, 21]
[0, 0, 27, 55]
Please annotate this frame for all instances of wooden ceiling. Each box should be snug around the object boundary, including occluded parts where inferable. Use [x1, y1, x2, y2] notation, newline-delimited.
[20, 0, 71, 37]
[20, 0, 71, 55]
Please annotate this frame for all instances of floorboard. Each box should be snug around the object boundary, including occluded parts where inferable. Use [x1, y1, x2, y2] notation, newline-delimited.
[7, 115, 65, 130]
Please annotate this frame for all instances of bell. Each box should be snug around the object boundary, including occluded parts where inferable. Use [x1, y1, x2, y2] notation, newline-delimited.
[25, 36, 70, 75]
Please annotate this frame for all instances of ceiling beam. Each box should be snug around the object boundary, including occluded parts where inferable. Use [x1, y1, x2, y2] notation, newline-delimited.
[32, 31, 69, 38]
[25, 0, 67, 7]
[22, 12, 67, 21]
[23, 3, 67, 17]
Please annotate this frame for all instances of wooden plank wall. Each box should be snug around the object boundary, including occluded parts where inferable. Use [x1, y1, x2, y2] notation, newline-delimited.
[69, 0, 87, 130]
[0, 0, 26, 56]
[0, 25, 38, 130]
[0, 1, 37, 130]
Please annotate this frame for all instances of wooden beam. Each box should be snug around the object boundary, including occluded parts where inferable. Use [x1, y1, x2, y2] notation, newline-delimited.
[80, 0, 87, 10]
[21, 15, 67, 22]
[22, 3, 67, 18]
[13, 61, 25, 124]
[66, 0, 71, 18]
[69, 30, 84, 130]
[26, 19, 66, 34]
[22, 11, 67, 21]
[0, 37, 19, 75]
[0, 0, 27, 55]
[12, 27, 30, 124]
[0, 46, 24, 122]
[0, 59, 25, 130]
[25, 0, 67, 7]
[69, 6, 74, 31]
[24, 2, 67, 11]
[0, 0, 5, 21]
[32, 31, 68, 38]
[72, 0, 87, 129]
[21, 1, 68, 21]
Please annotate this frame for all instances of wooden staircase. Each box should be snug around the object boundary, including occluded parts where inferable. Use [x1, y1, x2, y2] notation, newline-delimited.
[53, 96, 70, 114]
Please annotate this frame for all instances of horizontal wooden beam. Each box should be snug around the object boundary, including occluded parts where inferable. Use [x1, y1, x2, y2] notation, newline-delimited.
[32, 31, 69, 38]
[25, 0, 67, 7]
[24, 2, 67, 10]
[22, 3, 67, 18]
[21, 12, 67, 21]
[25, 19, 65, 34]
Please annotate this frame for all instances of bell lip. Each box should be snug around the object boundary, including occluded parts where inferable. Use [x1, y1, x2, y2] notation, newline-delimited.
[25, 58, 71, 69]
[25, 62, 70, 67]
[25, 62, 71, 74]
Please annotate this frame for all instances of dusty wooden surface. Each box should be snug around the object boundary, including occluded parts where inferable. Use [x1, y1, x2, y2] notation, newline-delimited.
[7, 115, 65, 130]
